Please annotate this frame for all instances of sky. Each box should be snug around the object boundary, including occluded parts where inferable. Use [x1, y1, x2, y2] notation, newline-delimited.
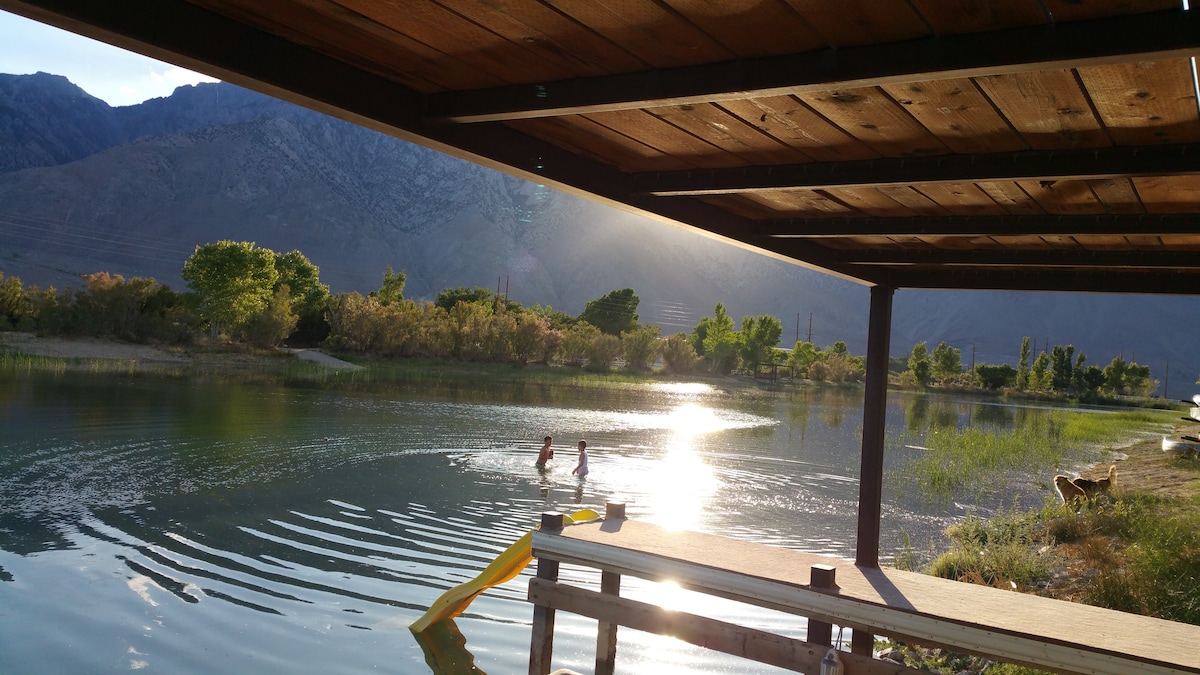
[0, 10, 219, 106]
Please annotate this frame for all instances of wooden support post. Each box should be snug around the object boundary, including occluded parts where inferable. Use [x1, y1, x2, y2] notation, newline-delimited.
[856, 285, 893, 569]
[529, 513, 564, 675]
[806, 564, 836, 646]
[595, 570, 621, 675]
[595, 502, 626, 675]
[854, 286, 892, 657]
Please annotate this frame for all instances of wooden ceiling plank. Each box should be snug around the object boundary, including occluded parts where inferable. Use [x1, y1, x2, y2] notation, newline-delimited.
[781, 0, 928, 46]
[874, 186, 955, 216]
[541, 0, 734, 68]
[881, 78, 1028, 154]
[427, 9, 1200, 122]
[741, 190, 856, 218]
[634, 143, 1200, 195]
[1078, 235, 1136, 251]
[975, 181, 1045, 215]
[1016, 179, 1106, 215]
[1078, 59, 1200, 146]
[658, 0, 827, 57]
[910, 182, 1008, 216]
[504, 117, 693, 172]
[718, 97, 877, 162]
[585, 109, 744, 169]
[431, 0, 648, 76]
[974, 69, 1108, 149]
[187, 0, 475, 91]
[820, 187, 919, 218]
[646, 103, 813, 166]
[1135, 176, 1200, 214]
[1086, 178, 1145, 215]
[337, 0, 576, 84]
[792, 86, 952, 157]
[906, 0, 1047, 35]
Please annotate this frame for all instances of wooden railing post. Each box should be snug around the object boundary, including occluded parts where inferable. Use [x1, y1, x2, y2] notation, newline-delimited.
[595, 503, 626, 675]
[529, 513, 564, 675]
[807, 564, 836, 646]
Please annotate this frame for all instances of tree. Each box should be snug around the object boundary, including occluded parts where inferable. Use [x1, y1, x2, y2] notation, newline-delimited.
[738, 314, 783, 372]
[584, 333, 622, 372]
[701, 303, 738, 374]
[561, 322, 601, 367]
[908, 342, 931, 385]
[1030, 351, 1051, 390]
[975, 363, 1017, 389]
[621, 324, 662, 371]
[788, 341, 820, 378]
[578, 287, 639, 336]
[371, 265, 405, 306]
[182, 241, 279, 339]
[0, 272, 32, 329]
[242, 285, 298, 347]
[274, 250, 329, 344]
[930, 341, 961, 383]
[661, 333, 701, 373]
[1016, 336, 1031, 390]
[1050, 344, 1075, 391]
[434, 286, 495, 312]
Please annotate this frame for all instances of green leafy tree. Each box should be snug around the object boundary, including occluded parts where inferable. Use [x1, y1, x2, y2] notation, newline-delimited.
[274, 250, 329, 344]
[1016, 336, 1031, 390]
[1082, 365, 1106, 392]
[578, 288, 639, 336]
[689, 317, 709, 356]
[370, 265, 406, 306]
[1103, 356, 1128, 394]
[182, 240, 279, 339]
[788, 341, 820, 377]
[242, 285, 299, 348]
[1030, 351, 1051, 390]
[908, 342, 931, 385]
[561, 322, 601, 367]
[529, 303, 576, 331]
[930, 341, 962, 383]
[701, 303, 738, 374]
[661, 333, 701, 374]
[584, 333, 622, 372]
[974, 363, 1017, 389]
[1072, 352, 1088, 392]
[621, 324, 662, 372]
[0, 272, 32, 329]
[1050, 344, 1075, 391]
[738, 314, 783, 372]
[435, 286, 495, 312]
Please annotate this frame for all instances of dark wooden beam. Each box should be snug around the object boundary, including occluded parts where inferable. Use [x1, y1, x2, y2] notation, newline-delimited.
[879, 267, 1200, 294]
[635, 144, 1200, 196]
[834, 249, 1200, 269]
[756, 214, 1200, 238]
[426, 9, 1200, 123]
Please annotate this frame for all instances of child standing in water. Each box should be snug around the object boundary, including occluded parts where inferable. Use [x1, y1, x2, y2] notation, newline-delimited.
[571, 440, 589, 477]
[535, 435, 554, 469]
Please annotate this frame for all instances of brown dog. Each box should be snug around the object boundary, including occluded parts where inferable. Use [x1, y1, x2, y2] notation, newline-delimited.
[1072, 465, 1117, 499]
[1054, 474, 1088, 507]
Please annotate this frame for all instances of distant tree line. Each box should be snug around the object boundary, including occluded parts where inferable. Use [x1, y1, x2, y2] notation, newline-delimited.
[0, 240, 1165, 393]
[897, 336, 1157, 399]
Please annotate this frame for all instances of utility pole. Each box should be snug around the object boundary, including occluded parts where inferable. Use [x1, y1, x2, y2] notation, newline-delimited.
[807, 313, 813, 343]
[795, 313, 800, 345]
[1164, 360, 1169, 400]
[970, 342, 976, 371]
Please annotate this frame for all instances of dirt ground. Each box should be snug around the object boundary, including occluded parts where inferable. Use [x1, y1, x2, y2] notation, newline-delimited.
[1080, 418, 1200, 501]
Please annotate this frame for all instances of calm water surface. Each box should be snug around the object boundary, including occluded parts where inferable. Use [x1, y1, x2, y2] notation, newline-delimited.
[0, 372, 1111, 673]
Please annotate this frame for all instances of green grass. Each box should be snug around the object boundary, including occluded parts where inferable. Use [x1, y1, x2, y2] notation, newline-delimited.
[897, 408, 1174, 501]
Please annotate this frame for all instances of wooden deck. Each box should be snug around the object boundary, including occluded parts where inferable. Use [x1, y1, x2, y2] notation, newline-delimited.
[528, 514, 1200, 675]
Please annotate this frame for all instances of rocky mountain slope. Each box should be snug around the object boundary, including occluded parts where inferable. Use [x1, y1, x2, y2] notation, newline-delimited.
[0, 73, 1197, 395]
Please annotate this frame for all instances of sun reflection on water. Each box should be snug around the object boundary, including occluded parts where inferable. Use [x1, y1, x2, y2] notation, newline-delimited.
[641, 404, 727, 531]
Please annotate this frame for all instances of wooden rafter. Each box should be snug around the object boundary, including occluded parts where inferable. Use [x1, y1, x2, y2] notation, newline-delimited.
[425, 9, 1200, 123]
[635, 144, 1200, 196]
[755, 214, 1200, 238]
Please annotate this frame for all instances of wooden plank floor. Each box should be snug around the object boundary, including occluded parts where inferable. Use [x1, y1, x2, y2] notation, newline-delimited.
[532, 519, 1200, 675]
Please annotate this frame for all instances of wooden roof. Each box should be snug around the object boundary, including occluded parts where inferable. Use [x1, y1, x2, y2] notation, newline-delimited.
[5, 0, 1200, 294]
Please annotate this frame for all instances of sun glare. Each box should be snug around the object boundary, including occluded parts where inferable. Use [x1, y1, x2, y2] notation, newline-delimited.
[643, 405, 722, 530]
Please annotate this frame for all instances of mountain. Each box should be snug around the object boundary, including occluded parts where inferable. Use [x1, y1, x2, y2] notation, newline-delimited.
[0, 73, 1197, 397]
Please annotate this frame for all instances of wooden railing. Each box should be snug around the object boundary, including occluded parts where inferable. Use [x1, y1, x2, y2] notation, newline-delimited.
[527, 504, 1200, 675]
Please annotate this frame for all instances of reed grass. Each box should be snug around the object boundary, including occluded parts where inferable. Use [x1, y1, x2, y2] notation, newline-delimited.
[898, 408, 1174, 501]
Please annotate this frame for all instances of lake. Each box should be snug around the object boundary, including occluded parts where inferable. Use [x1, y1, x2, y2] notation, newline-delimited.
[0, 371, 1127, 673]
